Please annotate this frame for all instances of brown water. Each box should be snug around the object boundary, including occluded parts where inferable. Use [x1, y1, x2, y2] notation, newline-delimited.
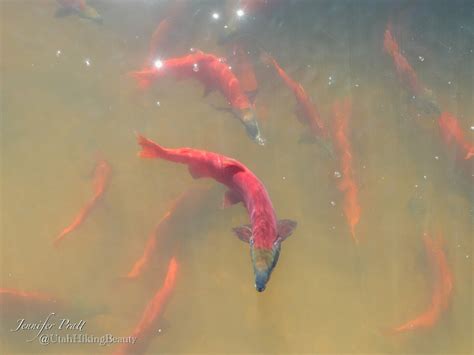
[1, 0, 473, 354]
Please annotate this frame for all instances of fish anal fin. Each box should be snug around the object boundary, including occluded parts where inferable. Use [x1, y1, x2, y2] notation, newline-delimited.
[277, 219, 297, 241]
[222, 189, 242, 208]
[232, 224, 253, 243]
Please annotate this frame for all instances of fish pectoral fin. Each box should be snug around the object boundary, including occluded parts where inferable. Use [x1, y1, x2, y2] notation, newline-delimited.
[277, 219, 297, 241]
[232, 224, 253, 243]
[188, 164, 207, 179]
[222, 189, 242, 208]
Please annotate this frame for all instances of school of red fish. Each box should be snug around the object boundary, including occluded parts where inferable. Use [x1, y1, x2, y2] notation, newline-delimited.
[2, 0, 472, 354]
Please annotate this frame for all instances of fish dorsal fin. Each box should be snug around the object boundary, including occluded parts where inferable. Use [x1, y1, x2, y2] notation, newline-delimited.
[277, 219, 297, 241]
[232, 224, 253, 243]
[222, 189, 242, 208]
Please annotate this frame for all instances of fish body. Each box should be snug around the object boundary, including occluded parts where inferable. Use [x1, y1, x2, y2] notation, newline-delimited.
[54, 159, 111, 247]
[438, 112, 474, 160]
[390, 233, 453, 333]
[383, 25, 439, 114]
[331, 98, 360, 242]
[115, 257, 178, 355]
[263, 53, 327, 139]
[56, 0, 102, 23]
[136, 135, 296, 291]
[131, 52, 265, 145]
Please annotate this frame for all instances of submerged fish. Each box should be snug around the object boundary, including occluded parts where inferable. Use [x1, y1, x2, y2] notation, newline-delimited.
[383, 24, 439, 115]
[262, 51, 332, 154]
[54, 159, 111, 247]
[438, 111, 474, 161]
[124, 185, 212, 280]
[115, 257, 178, 355]
[136, 134, 297, 292]
[388, 232, 453, 333]
[55, 0, 102, 23]
[131, 51, 265, 145]
[331, 97, 360, 243]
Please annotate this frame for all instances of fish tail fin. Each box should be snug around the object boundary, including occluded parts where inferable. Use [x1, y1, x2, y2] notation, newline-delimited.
[136, 133, 166, 159]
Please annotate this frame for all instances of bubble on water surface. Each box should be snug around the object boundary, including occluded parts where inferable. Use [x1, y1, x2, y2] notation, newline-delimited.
[193, 63, 199, 72]
[334, 171, 342, 178]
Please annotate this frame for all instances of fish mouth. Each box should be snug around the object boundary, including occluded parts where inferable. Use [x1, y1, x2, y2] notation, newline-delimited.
[241, 110, 266, 146]
[251, 246, 280, 292]
[254, 270, 270, 292]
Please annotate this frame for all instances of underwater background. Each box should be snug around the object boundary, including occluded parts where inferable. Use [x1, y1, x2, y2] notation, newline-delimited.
[1, 0, 472, 354]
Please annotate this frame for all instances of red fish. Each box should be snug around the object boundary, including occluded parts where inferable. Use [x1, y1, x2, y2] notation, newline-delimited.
[124, 185, 212, 280]
[438, 112, 474, 160]
[115, 257, 178, 355]
[131, 51, 265, 145]
[383, 25, 439, 114]
[136, 134, 297, 292]
[54, 159, 111, 247]
[390, 232, 453, 333]
[331, 98, 360, 242]
[262, 52, 328, 140]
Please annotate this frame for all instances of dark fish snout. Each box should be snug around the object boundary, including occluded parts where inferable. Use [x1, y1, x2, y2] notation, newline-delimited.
[254, 270, 270, 292]
[242, 113, 265, 146]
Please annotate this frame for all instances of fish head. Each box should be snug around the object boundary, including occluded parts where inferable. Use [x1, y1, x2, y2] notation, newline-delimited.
[250, 239, 281, 292]
[240, 108, 266, 146]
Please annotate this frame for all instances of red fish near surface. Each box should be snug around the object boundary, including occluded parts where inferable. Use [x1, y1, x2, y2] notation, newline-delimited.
[438, 112, 474, 160]
[131, 51, 265, 145]
[390, 232, 453, 333]
[383, 25, 439, 114]
[54, 159, 111, 247]
[332, 98, 360, 243]
[136, 134, 297, 292]
[262, 53, 328, 141]
[115, 257, 179, 355]
[124, 185, 212, 280]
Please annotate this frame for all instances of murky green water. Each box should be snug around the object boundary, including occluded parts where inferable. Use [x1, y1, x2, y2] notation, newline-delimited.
[1, 0, 472, 354]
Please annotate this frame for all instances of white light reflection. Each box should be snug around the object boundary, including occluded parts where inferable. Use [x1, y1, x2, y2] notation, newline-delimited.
[154, 59, 164, 69]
